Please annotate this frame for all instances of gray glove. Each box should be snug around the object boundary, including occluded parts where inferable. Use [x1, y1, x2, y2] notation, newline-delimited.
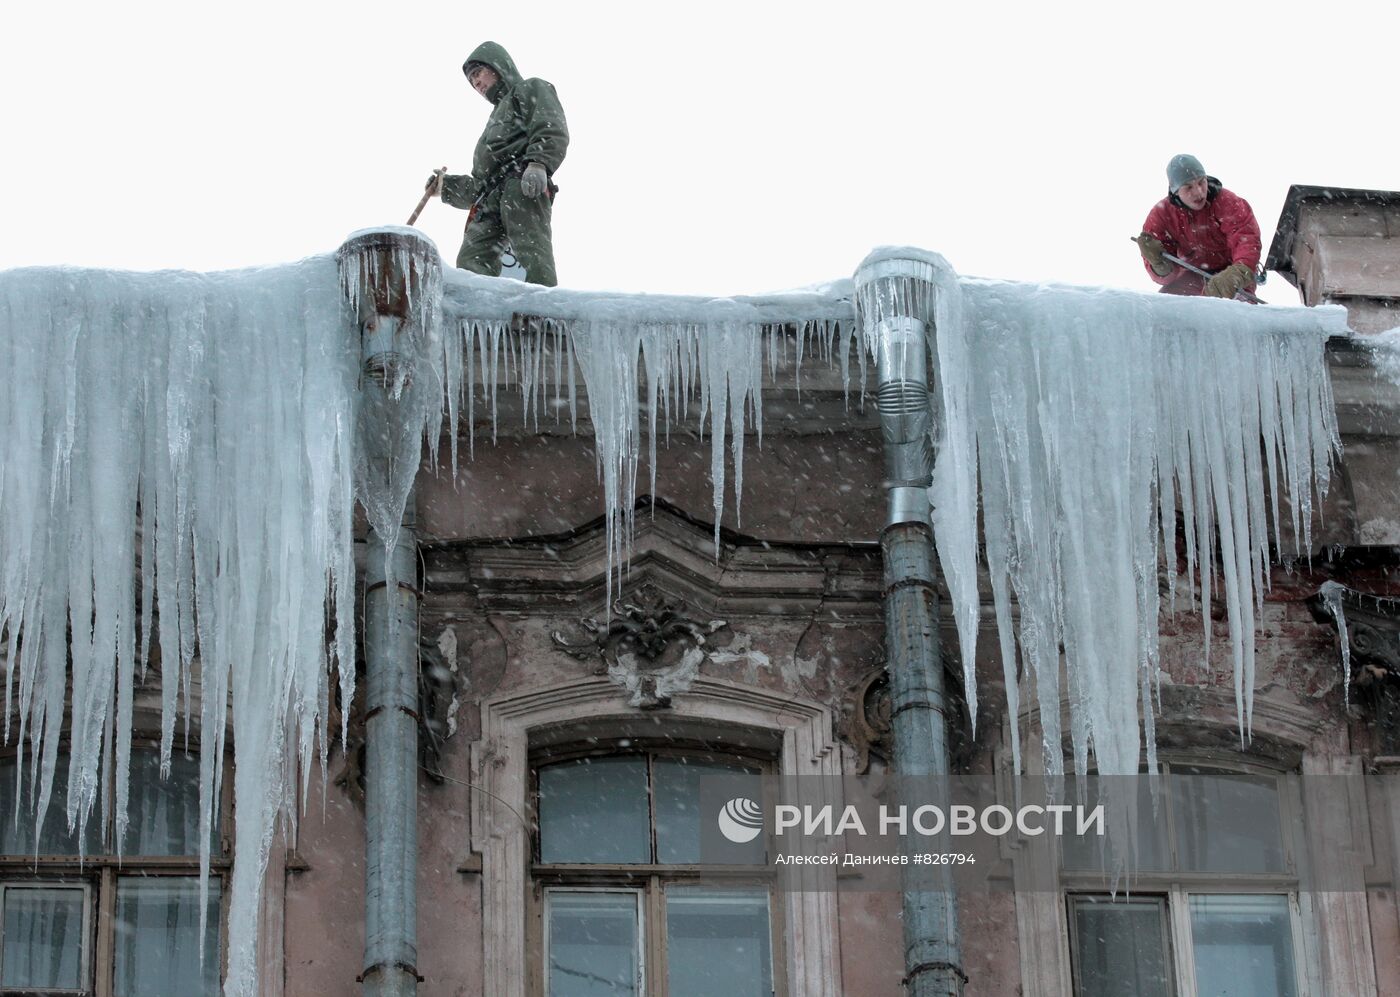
[520, 162, 548, 199]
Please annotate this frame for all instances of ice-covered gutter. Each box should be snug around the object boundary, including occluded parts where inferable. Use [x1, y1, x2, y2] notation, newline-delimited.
[0, 241, 1355, 994]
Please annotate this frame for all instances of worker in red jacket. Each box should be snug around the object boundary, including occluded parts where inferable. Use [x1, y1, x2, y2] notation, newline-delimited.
[1137, 154, 1261, 299]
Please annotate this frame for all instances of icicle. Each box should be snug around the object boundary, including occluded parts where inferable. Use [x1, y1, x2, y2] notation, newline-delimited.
[1316, 580, 1352, 712]
[927, 278, 1344, 788]
[0, 258, 360, 997]
[340, 231, 449, 565]
[0, 251, 1343, 997]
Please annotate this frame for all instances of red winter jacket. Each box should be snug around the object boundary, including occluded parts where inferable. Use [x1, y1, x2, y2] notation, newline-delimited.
[1142, 179, 1261, 296]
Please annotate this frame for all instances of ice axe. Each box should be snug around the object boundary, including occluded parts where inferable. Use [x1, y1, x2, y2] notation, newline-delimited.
[407, 168, 447, 226]
[1130, 236, 1264, 304]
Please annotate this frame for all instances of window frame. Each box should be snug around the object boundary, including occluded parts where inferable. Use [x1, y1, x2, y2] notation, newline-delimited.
[0, 738, 232, 997]
[1062, 757, 1310, 997]
[1066, 892, 1174, 997]
[541, 885, 647, 997]
[0, 880, 95, 996]
[526, 740, 787, 997]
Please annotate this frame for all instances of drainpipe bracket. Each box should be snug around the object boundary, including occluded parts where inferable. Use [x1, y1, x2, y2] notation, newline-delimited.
[904, 960, 969, 986]
[363, 703, 422, 723]
[357, 962, 426, 984]
[364, 579, 425, 599]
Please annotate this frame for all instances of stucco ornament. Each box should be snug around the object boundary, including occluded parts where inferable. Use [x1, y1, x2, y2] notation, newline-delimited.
[841, 666, 893, 774]
[838, 660, 974, 772]
[551, 585, 728, 708]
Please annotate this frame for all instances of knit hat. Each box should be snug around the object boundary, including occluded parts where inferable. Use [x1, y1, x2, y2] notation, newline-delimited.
[1167, 154, 1206, 193]
[462, 59, 490, 81]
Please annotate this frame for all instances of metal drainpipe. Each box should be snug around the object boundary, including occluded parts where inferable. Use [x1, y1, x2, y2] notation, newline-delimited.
[338, 229, 434, 997]
[361, 493, 421, 997]
[855, 252, 966, 996]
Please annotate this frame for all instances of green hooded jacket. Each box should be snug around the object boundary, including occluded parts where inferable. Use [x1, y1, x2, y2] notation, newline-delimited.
[442, 41, 569, 209]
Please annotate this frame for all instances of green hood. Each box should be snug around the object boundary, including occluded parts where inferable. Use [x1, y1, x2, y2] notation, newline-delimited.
[463, 40, 522, 102]
[440, 39, 568, 198]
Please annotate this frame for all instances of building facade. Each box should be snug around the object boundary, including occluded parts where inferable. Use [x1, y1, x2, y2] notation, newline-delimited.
[4, 190, 1400, 996]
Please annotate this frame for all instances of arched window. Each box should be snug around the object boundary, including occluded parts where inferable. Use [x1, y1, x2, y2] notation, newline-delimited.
[1062, 761, 1305, 997]
[471, 675, 844, 997]
[529, 744, 779, 995]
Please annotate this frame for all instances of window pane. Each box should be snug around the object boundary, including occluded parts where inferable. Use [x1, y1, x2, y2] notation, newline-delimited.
[114, 877, 221, 997]
[546, 890, 640, 996]
[1190, 894, 1298, 997]
[538, 757, 650, 864]
[0, 757, 104, 855]
[1059, 775, 1169, 872]
[654, 757, 764, 865]
[1070, 895, 1172, 997]
[666, 887, 772, 997]
[120, 749, 214, 857]
[0, 885, 85, 989]
[1173, 767, 1285, 873]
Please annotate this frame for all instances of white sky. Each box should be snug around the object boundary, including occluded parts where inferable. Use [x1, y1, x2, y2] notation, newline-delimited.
[1, 1, 1393, 298]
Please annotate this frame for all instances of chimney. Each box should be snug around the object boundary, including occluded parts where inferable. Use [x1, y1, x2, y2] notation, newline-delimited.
[1266, 186, 1400, 334]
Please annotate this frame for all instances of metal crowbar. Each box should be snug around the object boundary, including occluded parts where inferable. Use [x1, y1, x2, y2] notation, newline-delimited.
[1130, 236, 1264, 304]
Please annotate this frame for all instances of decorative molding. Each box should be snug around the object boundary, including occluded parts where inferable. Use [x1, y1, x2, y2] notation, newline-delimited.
[839, 666, 891, 774]
[421, 498, 886, 619]
[1017, 683, 1330, 770]
[470, 675, 844, 997]
[551, 583, 728, 707]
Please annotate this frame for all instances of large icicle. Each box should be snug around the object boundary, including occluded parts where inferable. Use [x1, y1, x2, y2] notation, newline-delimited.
[929, 275, 1345, 785]
[0, 260, 360, 997]
[339, 227, 450, 556]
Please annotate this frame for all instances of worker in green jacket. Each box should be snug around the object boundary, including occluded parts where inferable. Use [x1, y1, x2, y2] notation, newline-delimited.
[431, 41, 568, 286]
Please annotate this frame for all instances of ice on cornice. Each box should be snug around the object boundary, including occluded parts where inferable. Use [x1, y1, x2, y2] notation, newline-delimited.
[0, 249, 1349, 992]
